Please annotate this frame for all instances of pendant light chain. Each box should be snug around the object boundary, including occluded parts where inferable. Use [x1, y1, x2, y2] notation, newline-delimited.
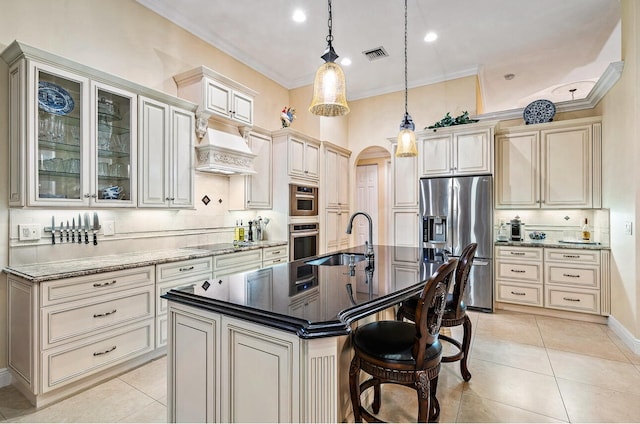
[326, 0, 333, 44]
[404, 0, 408, 116]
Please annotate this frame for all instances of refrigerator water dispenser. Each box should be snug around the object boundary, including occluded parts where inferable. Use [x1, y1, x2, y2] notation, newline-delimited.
[423, 216, 447, 243]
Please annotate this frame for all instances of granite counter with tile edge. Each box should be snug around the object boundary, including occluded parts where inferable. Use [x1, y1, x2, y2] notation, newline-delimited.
[494, 239, 610, 250]
[3, 240, 288, 283]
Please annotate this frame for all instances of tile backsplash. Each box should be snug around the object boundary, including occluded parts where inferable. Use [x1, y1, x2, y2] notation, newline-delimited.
[494, 209, 610, 245]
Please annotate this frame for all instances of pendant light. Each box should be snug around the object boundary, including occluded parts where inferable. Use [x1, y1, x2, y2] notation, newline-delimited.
[309, 0, 350, 117]
[395, 0, 418, 157]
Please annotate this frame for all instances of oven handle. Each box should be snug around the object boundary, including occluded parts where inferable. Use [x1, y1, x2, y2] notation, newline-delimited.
[291, 230, 319, 237]
[295, 275, 317, 285]
[294, 193, 316, 199]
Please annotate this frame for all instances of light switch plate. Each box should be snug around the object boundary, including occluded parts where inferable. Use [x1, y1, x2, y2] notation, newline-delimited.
[624, 221, 633, 236]
[19, 224, 42, 241]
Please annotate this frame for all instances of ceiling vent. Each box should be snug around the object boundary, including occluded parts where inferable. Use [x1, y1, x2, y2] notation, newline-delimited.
[362, 46, 389, 61]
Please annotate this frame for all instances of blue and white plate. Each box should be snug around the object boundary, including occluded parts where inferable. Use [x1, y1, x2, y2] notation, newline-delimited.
[38, 81, 75, 115]
[523, 99, 555, 125]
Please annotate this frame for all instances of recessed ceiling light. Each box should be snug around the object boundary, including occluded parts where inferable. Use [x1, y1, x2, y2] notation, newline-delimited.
[340, 57, 352, 66]
[292, 9, 306, 23]
[424, 32, 438, 42]
[504, 73, 515, 80]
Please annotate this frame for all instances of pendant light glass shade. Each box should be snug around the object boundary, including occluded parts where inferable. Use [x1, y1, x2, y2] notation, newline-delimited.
[309, 0, 350, 117]
[395, 0, 417, 157]
[396, 113, 418, 157]
[309, 60, 350, 116]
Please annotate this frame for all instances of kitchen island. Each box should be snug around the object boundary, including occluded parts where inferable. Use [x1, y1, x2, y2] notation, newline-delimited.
[163, 245, 448, 423]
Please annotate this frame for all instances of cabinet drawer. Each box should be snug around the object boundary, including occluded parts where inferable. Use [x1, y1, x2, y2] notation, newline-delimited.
[545, 264, 599, 289]
[544, 248, 600, 264]
[496, 261, 542, 283]
[263, 257, 287, 267]
[41, 266, 154, 307]
[214, 250, 263, 272]
[41, 319, 154, 393]
[496, 282, 543, 307]
[156, 257, 213, 283]
[545, 287, 600, 314]
[262, 245, 288, 260]
[495, 246, 543, 261]
[42, 287, 154, 348]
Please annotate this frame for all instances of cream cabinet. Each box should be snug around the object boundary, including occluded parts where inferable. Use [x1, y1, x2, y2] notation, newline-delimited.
[325, 209, 351, 253]
[272, 128, 321, 183]
[262, 245, 289, 267]
[229, 129, 273, 210]
[391, 142, 419, 208]
[138, 96, 195, 208]
[173, 65, 256, 127]
[168, 303, 301, 423]
[495, 117, 602, 209]
[7, 266, 156, 406]
[420, 123, 495, 177]
[2, 41, 196, 209]
[3, 55, 138, 207]
[495, 245, 610, 316]
[544, 248, 609, 315]
[495, 246, 544, 307]
[392, 210, 421, 256]
[155, 257, 214, 348]
[322, 142, 352, 253]
[324, 144, 350, 208]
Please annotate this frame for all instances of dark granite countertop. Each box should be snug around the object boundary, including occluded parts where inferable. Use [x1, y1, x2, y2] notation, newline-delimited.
[4, 240, 288, 283]
[163, 245, 449, 339]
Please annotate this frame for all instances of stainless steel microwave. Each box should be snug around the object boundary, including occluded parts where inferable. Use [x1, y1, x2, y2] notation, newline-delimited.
[289, 184, 318, 216]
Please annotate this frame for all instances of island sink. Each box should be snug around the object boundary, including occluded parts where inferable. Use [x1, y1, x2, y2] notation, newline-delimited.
[305, 252, 367, 266]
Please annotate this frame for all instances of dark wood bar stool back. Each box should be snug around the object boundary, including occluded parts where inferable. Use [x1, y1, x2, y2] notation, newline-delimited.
[396, 243, 478, 381]
[349, 258, 457, 423]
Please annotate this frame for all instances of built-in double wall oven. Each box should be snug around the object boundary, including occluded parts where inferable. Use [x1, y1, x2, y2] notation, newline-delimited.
[289, 222, 319, 262]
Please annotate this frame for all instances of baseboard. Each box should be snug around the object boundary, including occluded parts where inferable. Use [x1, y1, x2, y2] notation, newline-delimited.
[0, 368, 12, 388]
[608, 315, 640, 355]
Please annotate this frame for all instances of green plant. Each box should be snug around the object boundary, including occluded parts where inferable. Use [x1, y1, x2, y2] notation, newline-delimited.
[426, 111, 478, 129]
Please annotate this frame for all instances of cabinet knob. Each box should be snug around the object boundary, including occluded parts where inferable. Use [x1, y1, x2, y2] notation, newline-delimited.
[84, 193, 91, 198]
[218, 279, 223, 285]
[91, 194, 97, 199]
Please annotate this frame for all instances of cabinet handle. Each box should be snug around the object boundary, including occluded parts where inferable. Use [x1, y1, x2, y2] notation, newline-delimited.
[93, 309, 117, 318]
[272, 259, 282, 263]
[562, 297, 581, 302]
[179, 266, 195, 272]
[91, 194, 97, 199]
[510, 252, 526, 256]
[562, 273, 581, 278]
[93, 346, 117, 356]
[271, 251, 281, 255]
[93, 280, 116, 288]
[510, 269, 526, 273]
[304, 170, 309, 173]
[510, 291, 526, 296]
[563, 255, 580, 259]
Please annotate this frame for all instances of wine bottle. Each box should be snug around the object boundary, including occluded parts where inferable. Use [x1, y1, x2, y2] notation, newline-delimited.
[582, 218, 591, 241]
[239, 220, 245, 241]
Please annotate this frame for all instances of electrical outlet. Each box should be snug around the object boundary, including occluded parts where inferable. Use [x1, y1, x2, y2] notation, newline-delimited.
[19, 224, 42, 241]
[624, 221, 633, 236]
[103, 220, 115, 236]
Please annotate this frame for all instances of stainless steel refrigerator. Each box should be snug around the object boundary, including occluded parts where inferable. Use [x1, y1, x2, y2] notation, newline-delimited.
[420, 175, 493, 311]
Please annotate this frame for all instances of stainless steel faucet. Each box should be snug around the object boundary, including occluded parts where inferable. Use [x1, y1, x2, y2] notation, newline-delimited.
[346, 211, 375, 259]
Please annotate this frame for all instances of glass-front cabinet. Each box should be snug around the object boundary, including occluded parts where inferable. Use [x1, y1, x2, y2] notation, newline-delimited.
[32, 63, 136, 207]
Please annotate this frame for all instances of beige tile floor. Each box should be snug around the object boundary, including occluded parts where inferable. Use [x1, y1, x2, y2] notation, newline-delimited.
[1, 309, 640, 423]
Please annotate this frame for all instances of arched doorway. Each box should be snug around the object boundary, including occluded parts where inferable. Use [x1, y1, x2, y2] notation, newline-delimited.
[353, 146, 391, 247]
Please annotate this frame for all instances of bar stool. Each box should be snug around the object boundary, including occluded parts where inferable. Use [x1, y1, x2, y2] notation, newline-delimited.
[349, 259, 457, 423]
[396, 243, 477, 382]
